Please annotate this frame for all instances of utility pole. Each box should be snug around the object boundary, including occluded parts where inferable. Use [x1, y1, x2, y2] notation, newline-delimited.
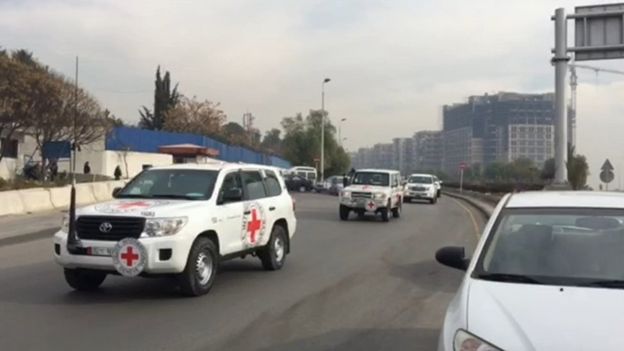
[320, 78, 330, 182]
[553, 8, 570, 184]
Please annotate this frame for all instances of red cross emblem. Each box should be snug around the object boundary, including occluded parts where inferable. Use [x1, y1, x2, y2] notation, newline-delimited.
[246, 209, 262, 244]
[118, 201, 151, 210]
[367, 201, 376, 210]
[121, 246, 139, 266]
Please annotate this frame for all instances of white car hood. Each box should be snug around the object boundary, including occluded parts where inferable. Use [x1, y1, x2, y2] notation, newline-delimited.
[77, 199, 199, 217]
[468, 279, 624, 350]
[344, 184, 388, 193]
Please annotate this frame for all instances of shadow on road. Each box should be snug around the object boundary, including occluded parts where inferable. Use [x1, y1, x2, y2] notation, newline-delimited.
[241, 327, 439, 351]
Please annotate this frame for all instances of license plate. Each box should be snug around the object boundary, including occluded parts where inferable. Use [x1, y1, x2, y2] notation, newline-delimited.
[89, 247, 112, 257]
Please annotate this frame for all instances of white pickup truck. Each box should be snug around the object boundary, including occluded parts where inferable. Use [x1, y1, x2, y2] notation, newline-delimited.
[338, 169, 403, 222]
[54, 163, 297, 296]
[404, 173, 438, 204]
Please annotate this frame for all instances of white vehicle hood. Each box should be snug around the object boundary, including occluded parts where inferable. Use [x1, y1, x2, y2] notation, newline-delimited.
[77, 199, 200, 217]
[468, 279, 624, 350]
[344, 184, 388, 193]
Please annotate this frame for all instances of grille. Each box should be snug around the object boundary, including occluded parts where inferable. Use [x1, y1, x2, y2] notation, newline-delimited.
[352, 191, 372, 199]
[76, 216, 145, 241]
[410, 186, 426, 191]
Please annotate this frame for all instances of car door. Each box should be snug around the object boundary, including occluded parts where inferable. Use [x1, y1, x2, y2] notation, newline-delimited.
[263, 169, 288, 227]
[215, 171, 245, 255]
[240, 170, 272, 249]
[391, 173, 402, 207]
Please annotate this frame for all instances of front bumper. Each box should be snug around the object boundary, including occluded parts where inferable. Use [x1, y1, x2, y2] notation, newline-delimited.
[404, 190, 435, 199]
[53, 231, 191, 274]
[340, 197, 387, 209]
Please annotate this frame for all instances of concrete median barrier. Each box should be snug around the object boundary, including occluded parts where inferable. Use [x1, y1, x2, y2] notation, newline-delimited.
[49, 186, 71, 209]
[0, 190, 26, 216]
[74, 183, 96, 205]
[91, 182, 112, 202]
[17, 189, 54, 213]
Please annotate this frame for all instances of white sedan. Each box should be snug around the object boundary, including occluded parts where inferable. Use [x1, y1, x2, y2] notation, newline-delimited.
[437, 191, 624, 350]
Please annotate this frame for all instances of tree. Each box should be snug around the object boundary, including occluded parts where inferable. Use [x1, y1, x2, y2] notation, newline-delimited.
[0, 53, 32, 162]
[163, 95, 226, 137]
[139, 66, 179, 130]
[261, 128, 282, 154]
[541, 145, 589, 190]
[280, 110, 350, 177]
[222, 122, 247, 145]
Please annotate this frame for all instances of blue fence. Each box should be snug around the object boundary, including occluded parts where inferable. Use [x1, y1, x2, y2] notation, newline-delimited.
[105, 127, 291, 169]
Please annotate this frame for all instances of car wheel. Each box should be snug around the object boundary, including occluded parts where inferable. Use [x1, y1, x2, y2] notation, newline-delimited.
[380, 200, 390, 222]
[403, 196, 411, 203]
[437, 190, 441, 198]
[64, 268, 107, 291]
[430, 197, 437, 205]
[259, 225, 288, 270]
[179, 237, 218, 296]
[339, 205, 350, 220]
[392, 202, 401, 218]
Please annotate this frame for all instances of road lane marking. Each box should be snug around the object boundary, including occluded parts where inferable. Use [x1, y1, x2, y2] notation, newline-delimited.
[449, 197, 481, 239]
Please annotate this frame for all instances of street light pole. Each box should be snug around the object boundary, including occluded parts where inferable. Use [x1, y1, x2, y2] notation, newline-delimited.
[320, 78, 331, 182]
[338, 118, 347, 146]
[553, 7, 569, 184]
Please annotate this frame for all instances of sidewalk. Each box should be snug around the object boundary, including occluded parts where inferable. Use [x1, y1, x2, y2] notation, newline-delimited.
[0, 210, 64, 246]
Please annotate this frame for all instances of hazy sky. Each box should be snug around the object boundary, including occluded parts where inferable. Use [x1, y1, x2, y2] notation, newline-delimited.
[2, 0, 624, 187]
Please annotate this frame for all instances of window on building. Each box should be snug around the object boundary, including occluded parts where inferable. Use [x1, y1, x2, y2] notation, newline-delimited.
[1, 138, 18, 158]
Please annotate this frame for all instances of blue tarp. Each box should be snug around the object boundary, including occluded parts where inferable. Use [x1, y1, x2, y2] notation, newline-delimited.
[42, 141, 71, 160]
[106, 127, 291, 168]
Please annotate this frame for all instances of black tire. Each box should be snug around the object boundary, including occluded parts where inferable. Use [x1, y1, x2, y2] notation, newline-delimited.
[339, 205, 350, 221]
[380, 200, 390, 222]
[179, 237, 218, 297]
[403, 196, 411, 203]
[259, 225, 288, 271]
[430, 197, 437, 205]
[392, 201, 401, 218]
[64, 268, 107, 291]
[437, 190, 442, 198]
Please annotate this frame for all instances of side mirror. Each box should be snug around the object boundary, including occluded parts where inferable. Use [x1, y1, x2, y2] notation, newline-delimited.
[435, 246, 469, 271]
[112, 187, 122, 198]
[222, 188, 243, 203]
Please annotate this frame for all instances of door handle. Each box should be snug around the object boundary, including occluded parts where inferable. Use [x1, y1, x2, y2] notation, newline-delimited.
[244, 210, 251, 215]
[269, 206, 276, 211]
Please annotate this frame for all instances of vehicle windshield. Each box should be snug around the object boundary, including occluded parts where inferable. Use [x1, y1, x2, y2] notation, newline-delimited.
[476, 208, 624, 287]
[117, 169, 218, 200]
[352, 172, 389, 186]
[408, 176, 433, 184]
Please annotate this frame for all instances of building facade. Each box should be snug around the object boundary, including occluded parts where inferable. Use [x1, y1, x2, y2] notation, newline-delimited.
[442, 92, 554, 177]
[412, 131, 443, 173]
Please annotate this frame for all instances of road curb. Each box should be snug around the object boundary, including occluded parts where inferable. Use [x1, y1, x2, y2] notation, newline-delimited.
[443, 191, 494, 218]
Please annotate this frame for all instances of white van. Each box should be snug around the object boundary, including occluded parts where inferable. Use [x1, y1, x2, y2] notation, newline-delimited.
[288, 166, 318, 183]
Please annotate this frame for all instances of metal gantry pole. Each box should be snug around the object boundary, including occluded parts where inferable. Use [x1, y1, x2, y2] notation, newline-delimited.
[553, 8, 569, 184]
[320, 83, 325, 182]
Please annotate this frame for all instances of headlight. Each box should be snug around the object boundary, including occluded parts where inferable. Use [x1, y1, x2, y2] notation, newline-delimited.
[341, 191, 351, 198]
[373, 192, 386, 200]
[60, 215, 69, 233]
[454, 330, 501, 351]
[144, 217, 188, 237]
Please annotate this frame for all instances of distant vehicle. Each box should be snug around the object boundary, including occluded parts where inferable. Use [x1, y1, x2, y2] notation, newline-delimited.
[54, 163, 297, 297]
[284, 174, 314, 192]
[325, 175, 346, 196]
[437, 191, 624, 350]
[404, 173, 438, 204]
[339, 169, 403, 222]
[288, 166, 317, 183]
[433, 175, 442, 198]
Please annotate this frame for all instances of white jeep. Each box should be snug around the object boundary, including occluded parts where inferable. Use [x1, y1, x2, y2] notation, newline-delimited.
[338, 169, 403, 222]
[54, 163, 297, 296]
[404, 173, 438, 204]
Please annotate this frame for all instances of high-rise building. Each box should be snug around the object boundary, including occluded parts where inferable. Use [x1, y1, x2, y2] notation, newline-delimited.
[442, 92, 555, 176]
[412, 131, 443, 173]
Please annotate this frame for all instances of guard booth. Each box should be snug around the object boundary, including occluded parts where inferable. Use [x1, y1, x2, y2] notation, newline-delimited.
[158, 144, 221, 164]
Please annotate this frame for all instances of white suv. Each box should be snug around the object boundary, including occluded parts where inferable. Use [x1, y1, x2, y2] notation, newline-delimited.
[404, 173, 438, 204]
[339, 169, 403, 222]
[54, 163, 297, 296]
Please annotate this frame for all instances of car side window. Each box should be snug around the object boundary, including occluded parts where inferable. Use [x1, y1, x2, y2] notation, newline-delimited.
[242, 171, 268, 200]
[219, 172, 243, 203]
[392, 174, 399, 188]
[264, 170, 282, 197]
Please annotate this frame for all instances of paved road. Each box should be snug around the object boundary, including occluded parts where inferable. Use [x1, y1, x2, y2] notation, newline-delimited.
[0, 193, 484, 351]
